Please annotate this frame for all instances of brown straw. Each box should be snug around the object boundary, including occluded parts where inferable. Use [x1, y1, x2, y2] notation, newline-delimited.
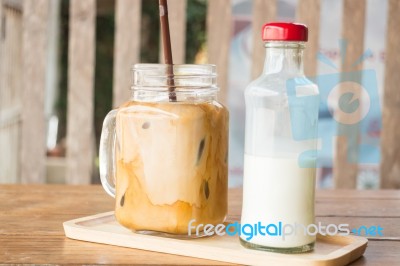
[159, 0, 177, 102]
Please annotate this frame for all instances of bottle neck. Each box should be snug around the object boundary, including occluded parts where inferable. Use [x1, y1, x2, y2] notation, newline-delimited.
[262, 42, 305, 75]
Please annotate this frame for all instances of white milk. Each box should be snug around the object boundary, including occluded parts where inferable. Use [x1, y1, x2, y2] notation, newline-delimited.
[240, 154, 316, 248]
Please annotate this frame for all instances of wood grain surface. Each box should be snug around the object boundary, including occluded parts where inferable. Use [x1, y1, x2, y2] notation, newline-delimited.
[296, 0, 320, 77]
[66, 0, 96, 184]
[381, 0, 400, 189]
[334, 0, 366, 189]
[0, 4, 23, 183]
[112, 0, 142, 108]
[20, 0, 49, 183]
[1, 185, 399, 265]
[159, 0, 187, 64]
[251, 0, 276, 79]
[0, 0, 3, 109]
[206, 0, 231, 105]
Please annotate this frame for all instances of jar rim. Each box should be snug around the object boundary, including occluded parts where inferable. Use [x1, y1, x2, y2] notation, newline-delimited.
[132, 63, 217, 72]
[131, 63, 218, 92]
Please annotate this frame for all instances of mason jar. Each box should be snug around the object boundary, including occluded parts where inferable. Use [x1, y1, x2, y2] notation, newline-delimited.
[99, 64, 229, 237]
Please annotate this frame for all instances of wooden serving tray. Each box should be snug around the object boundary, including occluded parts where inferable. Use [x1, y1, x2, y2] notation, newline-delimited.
[63, 212, 367, 266]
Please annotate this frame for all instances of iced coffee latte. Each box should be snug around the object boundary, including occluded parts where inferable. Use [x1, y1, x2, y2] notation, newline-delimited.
[114, 101, 228, 235]
[99, 64, 228, 236]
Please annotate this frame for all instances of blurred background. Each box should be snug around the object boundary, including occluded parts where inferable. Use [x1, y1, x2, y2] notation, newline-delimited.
[0, 0, 398, 189]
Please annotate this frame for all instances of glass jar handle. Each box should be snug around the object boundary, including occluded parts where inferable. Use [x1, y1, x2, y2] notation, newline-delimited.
[99, 109, 118, 198]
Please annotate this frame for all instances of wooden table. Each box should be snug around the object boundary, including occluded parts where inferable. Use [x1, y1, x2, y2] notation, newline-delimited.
[0, 185, 399, 265]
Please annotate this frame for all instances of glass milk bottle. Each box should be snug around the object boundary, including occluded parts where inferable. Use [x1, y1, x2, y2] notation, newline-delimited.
[240, 23, 319, 253]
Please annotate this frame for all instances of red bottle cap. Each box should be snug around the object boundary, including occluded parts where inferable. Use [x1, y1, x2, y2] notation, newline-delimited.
[262, 22, 308, 42]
